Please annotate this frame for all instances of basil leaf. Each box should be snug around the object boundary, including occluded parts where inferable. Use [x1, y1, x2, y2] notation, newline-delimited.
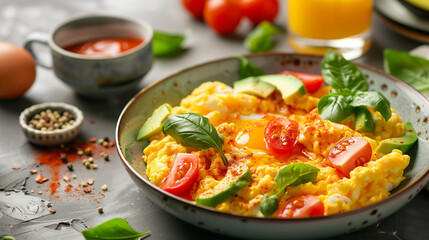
[260, 194, 279, 217]
[152, 31, 185, 57]
[318, 93, 354, 123]
[274, 163, 320, 191]
[244, 21, 283, 53]
[351, 91, 392, 121]
[82, 218, 150, 240]
[321, 49, 368, 93]
[236, 55, 265, 79]
[0, 237, 16, 240]
[162, 113, 228, 166]
[384, 48, 429, 92]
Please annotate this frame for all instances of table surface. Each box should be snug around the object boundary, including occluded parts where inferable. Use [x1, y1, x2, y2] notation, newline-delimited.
[0, 0, 428, 239]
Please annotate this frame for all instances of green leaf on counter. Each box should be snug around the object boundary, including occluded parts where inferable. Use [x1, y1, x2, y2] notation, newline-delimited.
[162, 113, 228, 166]
[153, 31, 185, 57]
[244, 21, 283, 53]
[0, 237, 16, 240]
[236, 55, 265, 79]
[82, 218, 150, 240]
[384, 48, 429, 92]
[321, 49, 368, 93]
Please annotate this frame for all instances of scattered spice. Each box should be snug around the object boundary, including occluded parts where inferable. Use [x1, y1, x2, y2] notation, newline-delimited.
[35, 174, 49, 183]
[87, 179, 94, 185]
[30, 190, 34, 193]
[11, 166, 21, 170]
[38, 191, 42, 195]
[83, 187, 92, 193]
[90, 164, 98, 169]
[82, 181, 88, 187]
[103, 142, 109, 148]
[30, 169, 38, 174]
[101, 184, 108, 191]
[88, 157, 94, 163]
[72, 174, 77, 179]
[98, 207, 104, 213]
[108, 140, 115, 147]
[89, 137, 97, 143]
[27, 109, 75, 131]
[50, 209, 56, 213]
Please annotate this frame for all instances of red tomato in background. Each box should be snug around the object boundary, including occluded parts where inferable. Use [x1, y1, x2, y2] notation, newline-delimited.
[277, 195, 324, 218]
[181, 0, 207, 19]
[204, 0, 243, 35]
[264, 117, 300, 154]
[239, 0, 279, 26]
[278, 71, 325, 94]
[161, 153, 199, 195]
[328, 137, 372, 178]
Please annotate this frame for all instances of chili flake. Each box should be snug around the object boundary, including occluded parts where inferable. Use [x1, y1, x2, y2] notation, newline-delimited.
[63, 175, 71, 182]
[35, 174, 49, 183]
[11, 166, 21, 170]
[50, 209, 56, 213]
[30, 169, 38, 174]
[83, 187, 91, 193]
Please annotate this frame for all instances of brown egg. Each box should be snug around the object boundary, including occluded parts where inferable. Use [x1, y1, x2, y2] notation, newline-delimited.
[0, 42, 36, 99]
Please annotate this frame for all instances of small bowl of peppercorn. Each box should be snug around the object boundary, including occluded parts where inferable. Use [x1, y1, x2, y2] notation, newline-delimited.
[19, 102, 84, 146]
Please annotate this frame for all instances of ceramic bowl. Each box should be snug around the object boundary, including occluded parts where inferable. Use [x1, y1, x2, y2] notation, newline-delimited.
[24, 14, 153, 98]
[116, 53, 429, 239]
[19, 102, 84, 146]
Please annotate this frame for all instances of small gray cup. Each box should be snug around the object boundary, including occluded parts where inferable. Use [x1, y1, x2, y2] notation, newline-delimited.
[24, 14, 153, 98]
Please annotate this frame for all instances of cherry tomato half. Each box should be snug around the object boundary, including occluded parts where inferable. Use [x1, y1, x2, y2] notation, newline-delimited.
[264, 117, 300, 154]
[328, 137, 372, 178]
[278, 71, 324, 94]
[239, 0, 279, 26]
[181, 0, 207, 19]
[161, 153, 199, 195]
[277, 195, 324, 218]
[204, 0, 243, 35]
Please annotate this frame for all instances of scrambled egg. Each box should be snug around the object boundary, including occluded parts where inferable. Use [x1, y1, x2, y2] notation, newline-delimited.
[142, 81, 409, 217]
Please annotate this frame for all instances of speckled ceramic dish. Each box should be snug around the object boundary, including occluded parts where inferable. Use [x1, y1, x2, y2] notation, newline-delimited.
[116, 53, 429, 240]
[19, 102, 83, 146]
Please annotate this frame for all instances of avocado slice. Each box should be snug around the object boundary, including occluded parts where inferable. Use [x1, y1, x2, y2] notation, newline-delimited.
[233, 76, 276, 98]
[375, 122, 417, 154]
[137, 103, 172, 141]
[196, 161, 253, 207]
[258, 74, 307, 104]
[355, 107, 375, 133]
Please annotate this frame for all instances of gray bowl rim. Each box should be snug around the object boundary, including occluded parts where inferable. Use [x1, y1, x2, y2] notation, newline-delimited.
[115, 52, 429, 223]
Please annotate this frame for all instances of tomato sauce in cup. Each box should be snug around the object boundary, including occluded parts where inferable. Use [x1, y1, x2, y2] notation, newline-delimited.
[64, 37, 144, 58]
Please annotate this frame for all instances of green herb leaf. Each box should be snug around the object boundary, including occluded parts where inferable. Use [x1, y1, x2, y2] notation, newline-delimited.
[244, 21, 283, 53]
[317, 93, 354, 123]
[260, 194, 279, 217]
[350, 91, 391, 121]
[384, 48, 429, 91]
[162, 113, 228, 166]
[275, 163, 320, 191]
[236, 55, 265, 79]
[321, 49, 368, 93]
[152, 31, 185, 57]
[0, 237, 16, 240]
[82, 218, 150, 240]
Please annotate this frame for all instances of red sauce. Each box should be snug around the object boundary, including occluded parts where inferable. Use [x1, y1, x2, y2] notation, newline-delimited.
[64, 37, 144, 57]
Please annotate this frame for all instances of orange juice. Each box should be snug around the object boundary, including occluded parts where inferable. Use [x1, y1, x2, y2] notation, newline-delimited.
[288, 0, 373, 40]
[287, 0, 373, 59]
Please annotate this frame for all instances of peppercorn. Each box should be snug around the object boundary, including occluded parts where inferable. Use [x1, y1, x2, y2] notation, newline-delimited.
[60, 154, 68, 163]
[85, 148, 92, 156]
[98, 207, 104, 213]
[67, 163, 73, 171]
[28, 109, 75, 131]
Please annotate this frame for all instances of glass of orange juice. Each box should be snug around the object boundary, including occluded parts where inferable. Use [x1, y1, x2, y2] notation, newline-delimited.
[287, 0, 373, 59]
